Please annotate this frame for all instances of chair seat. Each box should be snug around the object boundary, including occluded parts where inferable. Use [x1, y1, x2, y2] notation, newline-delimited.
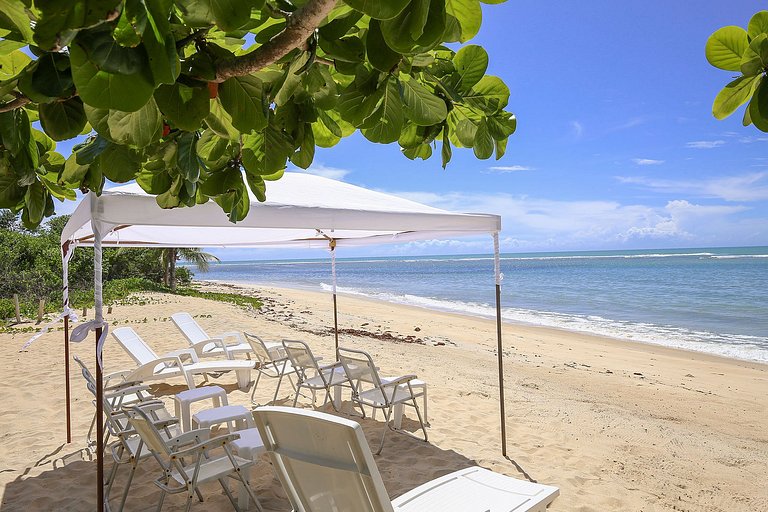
[170, 455, 253, 486]
[391, 466, 560, 512]
[303, 367, 347, 390]
[358, 384, 415, 407]
[193, 405, 252, 429]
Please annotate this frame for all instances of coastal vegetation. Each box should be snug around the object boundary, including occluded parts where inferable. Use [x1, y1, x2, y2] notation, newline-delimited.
[0, 211, 256, 326]
[0, 0, 513, 229]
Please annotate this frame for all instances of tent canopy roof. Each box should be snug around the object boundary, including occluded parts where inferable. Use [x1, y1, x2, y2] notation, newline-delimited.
[61, 173, 501, 249]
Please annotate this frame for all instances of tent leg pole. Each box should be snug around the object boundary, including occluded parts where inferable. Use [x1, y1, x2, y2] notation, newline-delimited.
[96, 326, 104, 511]
[495, 283, 507, 457]
[65, 315, 71, 444]
[333, 293, 339, 357]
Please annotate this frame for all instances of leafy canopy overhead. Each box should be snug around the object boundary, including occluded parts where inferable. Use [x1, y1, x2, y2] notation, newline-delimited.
[0, 0, 514, 228]
[706, 10, 768, 131]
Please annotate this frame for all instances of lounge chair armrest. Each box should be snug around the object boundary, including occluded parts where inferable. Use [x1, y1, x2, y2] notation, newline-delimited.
[190, 338, 232, 359]
[104, 384, 151, 399]
[103, 370, 133, 386]
[218, 331, 244, 345]
[167, 428, 211, 451]
[318, 361, 342, 372]
[163, 348, 197, 364]
[126, 355, 186, 382]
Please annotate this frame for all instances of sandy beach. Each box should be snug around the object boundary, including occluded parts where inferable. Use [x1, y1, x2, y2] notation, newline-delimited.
[1, 282, 766, 511]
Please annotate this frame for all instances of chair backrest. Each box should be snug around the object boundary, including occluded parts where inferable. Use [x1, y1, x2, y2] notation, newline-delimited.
[338, 347, 384, 391]
[253, 406, 394, 512]
[244, 332, 274, 364]
[122, 404, 172, 456]
[282, 340, 320, 373]
[72, 354, 98, 398]
[112, 327, 159, 366]
[171, 312, 209, 345]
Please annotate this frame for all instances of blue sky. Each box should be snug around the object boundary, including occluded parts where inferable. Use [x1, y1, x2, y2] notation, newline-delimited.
[55, 1, 768, 260]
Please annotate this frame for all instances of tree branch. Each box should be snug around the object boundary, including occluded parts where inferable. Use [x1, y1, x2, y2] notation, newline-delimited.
[214, 0, 337, 82]
[0, 93, 31, 113]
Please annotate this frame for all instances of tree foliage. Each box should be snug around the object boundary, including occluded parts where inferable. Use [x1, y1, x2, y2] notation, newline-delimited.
[0, 0, 514, 229]
[707, 10, 768, 130]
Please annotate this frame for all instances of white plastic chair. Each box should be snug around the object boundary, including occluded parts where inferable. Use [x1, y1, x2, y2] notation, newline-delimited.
[122, 404, 262, 512]
[244, 332, 296, 405]
[252, 406, 560, 512]
[112, 327, 254, 389]
[337, 346, 427, 454]
[74, 356, 181, 511]
[281, 339, 351, 412]
[171, 312, 255, 360]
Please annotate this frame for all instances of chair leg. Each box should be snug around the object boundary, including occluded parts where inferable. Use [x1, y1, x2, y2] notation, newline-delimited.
[116, 460, 138, 512]
[250, 371, 263, 404]
[218, 477, 240, 511]
[376, 407, 393, 455]
[411, 397, 429, 443]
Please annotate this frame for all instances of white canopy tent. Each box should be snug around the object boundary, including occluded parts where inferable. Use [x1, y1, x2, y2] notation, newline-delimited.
[60, 172, 506, 511]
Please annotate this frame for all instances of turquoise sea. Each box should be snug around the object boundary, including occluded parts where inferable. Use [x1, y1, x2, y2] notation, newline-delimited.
[192, 247, 768, 363]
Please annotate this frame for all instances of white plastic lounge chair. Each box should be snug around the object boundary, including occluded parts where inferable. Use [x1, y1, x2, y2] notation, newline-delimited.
[112, 327, 254, 389]
[282, 339, 351, 412]
[244, 332, 296, 405]
[338, 346, 427, 454]
[122, 404, 262, 512]
[171, 312, 255, 360]
[253, 406, 560, 512]
[74, 356, 182, 511]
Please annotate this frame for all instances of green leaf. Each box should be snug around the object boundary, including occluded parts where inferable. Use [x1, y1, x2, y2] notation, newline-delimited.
[748, 11, 768, 38]
[0, 0, 34, 43]
[289, 125, 315, 169]
[244, 171, 266, 201]
[74, 135, 110, 165]
[713, 75, 760, 120]
[210, 0, 252, 31]
[241, 125, 293, 175]
[441, 128, 452, 168]
[463, 75, 509, 114]
[0, 158, 25, 208]
[205, 98, 240, 139]
[33, 0, 122, 50]
[59, 154, 90, 187]
[706, 26, 748, 71]
[318, 35, 365, 63]
[144, 0, 179, 85]
[84, 98, 163, 148]
[473, 118, 493, 159]
[453, 44, 488, 92]
[446, 0, 482, 43]
[486, 112, 516, 139]
[219, 75, 267, 133]
[154, 82, 210, 131]
[740, 33, 768, 76]
[381, 0, 446, 54]
[400, 74, 447, 126]
[70, 37, 155, 112]
[342, 0, 410, 20]
[367, 19, 402, 72]
[361, 78, 403, 143]
[24, 181, 46, 226]
[0, 48, 30, 81]
[113, 0, 147, 47]
[749, 79, 768, 132]
[196, 129, 233, 169]
[402, 143, 432, 160]
[177, 132, 201, 182]
[273, 54, 310, 106]
[39, 97, 88, 141]
[97, 143, 143, 182]
[175, 0, 216, 27]
[494, 137, 507, 160]
[338, 80, 383, 127]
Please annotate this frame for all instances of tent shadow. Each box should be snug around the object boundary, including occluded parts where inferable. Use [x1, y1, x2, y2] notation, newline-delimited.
[1, 411, 485, 512]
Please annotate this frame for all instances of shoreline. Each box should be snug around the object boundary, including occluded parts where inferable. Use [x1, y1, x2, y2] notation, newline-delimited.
[198, 279, 768, 370]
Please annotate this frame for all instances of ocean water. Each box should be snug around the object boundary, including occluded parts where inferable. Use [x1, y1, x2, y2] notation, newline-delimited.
[191, 247, 768, 363]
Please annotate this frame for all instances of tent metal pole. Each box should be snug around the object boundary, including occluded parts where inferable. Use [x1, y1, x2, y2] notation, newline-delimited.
[330, 241, 338, 357]
[493, 232, 507, 457]
[92, 211, 105, 512]
[62, 242, 72, 444]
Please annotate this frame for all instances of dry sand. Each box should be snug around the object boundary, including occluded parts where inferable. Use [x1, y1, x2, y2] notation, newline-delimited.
[1, 282, 766, 511]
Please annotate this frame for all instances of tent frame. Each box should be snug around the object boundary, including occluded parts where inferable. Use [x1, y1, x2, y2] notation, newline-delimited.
[60, 187, 507, 512]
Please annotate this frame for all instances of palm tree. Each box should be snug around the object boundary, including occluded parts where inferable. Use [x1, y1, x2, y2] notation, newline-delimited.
[160, 248, 219, 292]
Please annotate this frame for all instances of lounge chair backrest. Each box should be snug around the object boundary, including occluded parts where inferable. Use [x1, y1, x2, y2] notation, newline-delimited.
[122, 405, 171, 455]
[112, 327, 159, 366]
[171, 312, 209, 344]
[282, 340, 320, 372]
[338, 347, 383, 388]
[253, 406, 394, 512]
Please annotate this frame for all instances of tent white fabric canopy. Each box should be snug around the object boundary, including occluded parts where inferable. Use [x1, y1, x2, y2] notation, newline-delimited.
[59, 172, 506, 512]
[62, 173, 500, 248]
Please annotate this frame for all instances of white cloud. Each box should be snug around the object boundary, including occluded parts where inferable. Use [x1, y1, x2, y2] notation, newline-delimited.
[616, 172, 768, 201]
[570, 121, 583, 138]
[738, 136, 768, 144]
[685, 140, 726, 149]
[383, 189, 765, 252]
[486, 165, 534, 173]
[632, 158, 664, 166]
[293, 164, 352, 180]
